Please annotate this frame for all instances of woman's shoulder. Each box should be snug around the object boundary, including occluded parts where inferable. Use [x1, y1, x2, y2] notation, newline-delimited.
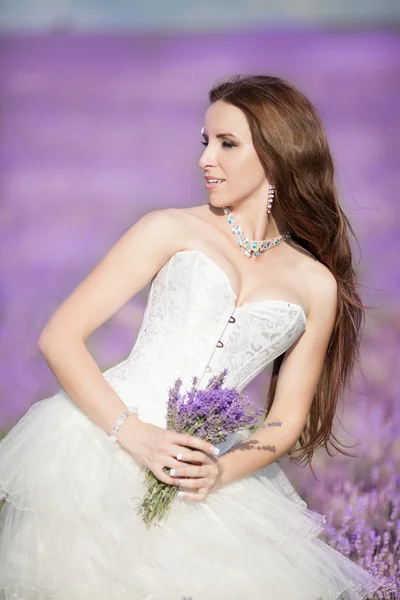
[144, 204, 204, 224]
[165, 203, 209, 223]
[285, 241, 337, 320]
[299, 254, 338, 321]
[137, 205, 197, 233]
[288, 239, 336, 287]
[301, 253, 336, 293]
[143, 204, 209, 238]
[134, 205, 209, 254]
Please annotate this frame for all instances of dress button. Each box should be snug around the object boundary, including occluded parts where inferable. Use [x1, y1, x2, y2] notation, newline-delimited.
[228, 316, 236, 323]
[205, 366, 212, 372]
[216, 340, 224, 348]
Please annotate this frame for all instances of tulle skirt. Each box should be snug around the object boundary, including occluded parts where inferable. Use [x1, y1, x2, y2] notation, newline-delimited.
[0, 390, 382, 600]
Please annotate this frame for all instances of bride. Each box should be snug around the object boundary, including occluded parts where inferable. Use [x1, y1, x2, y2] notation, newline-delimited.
[0, 74, 382, 599]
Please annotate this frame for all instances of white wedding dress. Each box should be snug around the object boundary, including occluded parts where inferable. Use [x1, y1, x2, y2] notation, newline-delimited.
[0, 249, 382, 600]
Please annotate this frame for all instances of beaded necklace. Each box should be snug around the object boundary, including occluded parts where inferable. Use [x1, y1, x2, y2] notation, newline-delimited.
[222, 206, 291, 258]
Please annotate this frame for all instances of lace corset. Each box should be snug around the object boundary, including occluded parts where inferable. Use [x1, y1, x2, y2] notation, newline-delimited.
[103, 250, 307, 429]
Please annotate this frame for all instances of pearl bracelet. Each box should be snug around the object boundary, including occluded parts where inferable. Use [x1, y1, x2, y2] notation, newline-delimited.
[109, 406, 139, 445]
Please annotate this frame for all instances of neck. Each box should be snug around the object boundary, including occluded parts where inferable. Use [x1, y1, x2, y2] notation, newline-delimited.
[226, 203, 288, 240]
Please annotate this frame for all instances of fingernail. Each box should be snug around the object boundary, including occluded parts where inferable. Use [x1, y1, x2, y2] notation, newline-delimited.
[170, 469, 176, 476]
[211, 447, 220, 456]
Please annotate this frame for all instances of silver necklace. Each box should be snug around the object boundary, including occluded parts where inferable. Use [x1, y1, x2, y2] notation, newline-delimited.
[223, 206, 291, 258]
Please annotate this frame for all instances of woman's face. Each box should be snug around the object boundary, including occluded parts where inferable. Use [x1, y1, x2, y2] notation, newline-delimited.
[198, 100, 268, 208]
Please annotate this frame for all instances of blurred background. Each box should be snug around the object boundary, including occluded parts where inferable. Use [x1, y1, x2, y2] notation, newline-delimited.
[0, 1, 399, 594]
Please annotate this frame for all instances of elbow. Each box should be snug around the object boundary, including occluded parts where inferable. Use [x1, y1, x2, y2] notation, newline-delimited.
[37, 322, 67, 356]
[38, 325, 56, 356]
[38, 322, 85, 356]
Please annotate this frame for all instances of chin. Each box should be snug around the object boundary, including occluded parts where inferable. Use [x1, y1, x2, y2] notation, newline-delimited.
[208, 196, 226, 208]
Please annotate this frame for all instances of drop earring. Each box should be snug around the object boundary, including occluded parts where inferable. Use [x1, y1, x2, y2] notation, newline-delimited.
[267, 184, 275, 222]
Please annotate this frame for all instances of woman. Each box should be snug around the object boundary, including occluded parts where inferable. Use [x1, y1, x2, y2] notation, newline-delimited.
[0, 75, 382, 599]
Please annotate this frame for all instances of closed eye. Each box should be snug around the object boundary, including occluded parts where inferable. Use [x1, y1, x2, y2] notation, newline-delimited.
[200, 140, 236, 149]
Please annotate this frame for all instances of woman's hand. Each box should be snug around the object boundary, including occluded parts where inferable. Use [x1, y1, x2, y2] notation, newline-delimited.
[116, 417, 220, 488]
[169, 448, 223, 502]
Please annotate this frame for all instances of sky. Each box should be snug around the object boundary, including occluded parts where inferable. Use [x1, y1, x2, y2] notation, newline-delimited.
[1, 0, 399, 31]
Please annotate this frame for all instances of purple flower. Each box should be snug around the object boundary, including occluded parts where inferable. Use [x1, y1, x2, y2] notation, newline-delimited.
[165, 368, 264, 446]
[137, 368, 264, 529]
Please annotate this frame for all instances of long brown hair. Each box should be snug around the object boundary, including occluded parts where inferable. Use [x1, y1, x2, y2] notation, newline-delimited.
[209, 74, 365, 465]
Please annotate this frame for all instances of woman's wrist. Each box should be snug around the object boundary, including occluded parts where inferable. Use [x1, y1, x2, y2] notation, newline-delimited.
[213, 454, 229, 490]
[108, 406, 140, 445]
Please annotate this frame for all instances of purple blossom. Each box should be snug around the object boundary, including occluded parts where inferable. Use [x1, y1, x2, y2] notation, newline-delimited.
[165, 368, 264, 445]
[138, 368, 264, 529]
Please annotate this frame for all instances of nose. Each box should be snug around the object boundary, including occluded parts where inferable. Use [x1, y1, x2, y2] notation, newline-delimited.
[198, 144, 218, 170]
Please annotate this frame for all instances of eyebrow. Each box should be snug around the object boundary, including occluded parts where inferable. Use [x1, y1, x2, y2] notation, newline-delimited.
[201, 131, 239, 140]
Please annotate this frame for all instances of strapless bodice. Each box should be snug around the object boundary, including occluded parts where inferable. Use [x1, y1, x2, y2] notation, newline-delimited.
[102, 250, 307, 428]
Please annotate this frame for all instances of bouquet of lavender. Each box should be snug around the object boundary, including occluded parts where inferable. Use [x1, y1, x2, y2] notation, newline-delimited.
[137, 367, 264, 529]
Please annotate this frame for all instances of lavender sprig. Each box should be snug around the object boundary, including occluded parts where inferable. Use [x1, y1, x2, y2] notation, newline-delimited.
[137, 368, 264, 529]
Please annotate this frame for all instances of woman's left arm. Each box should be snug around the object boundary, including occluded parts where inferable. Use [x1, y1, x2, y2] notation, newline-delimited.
[216, 269, 338, 490]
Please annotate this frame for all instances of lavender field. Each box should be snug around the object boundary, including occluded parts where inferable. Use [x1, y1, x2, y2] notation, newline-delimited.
[0, 30, 399, 596]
